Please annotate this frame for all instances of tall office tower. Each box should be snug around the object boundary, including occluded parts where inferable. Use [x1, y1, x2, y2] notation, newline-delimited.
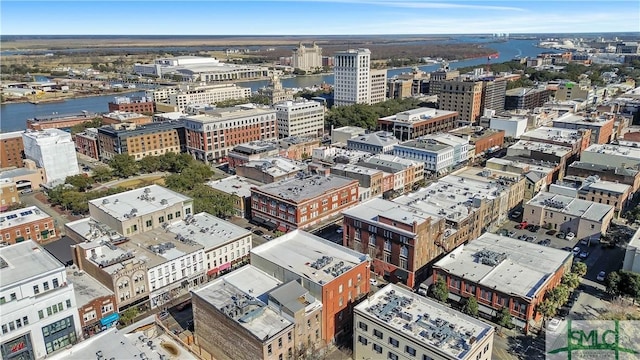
[481, 77, 507, 112]
[369, 69, 387, 104]
[333, 48, 371, 106]
[439, 80, 484, 125]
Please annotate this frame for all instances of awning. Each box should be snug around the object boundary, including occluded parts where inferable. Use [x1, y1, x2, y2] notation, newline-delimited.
[15, 237, 25, 243]
[41, 230, 50, 235]
[448, 293, 462, 303]
[207, 268, 219, 276]
[100, 312, 119, 326]
[276, 225, 287, 233]
[219, 263, 231, 271]
[395, 269, 409, 281]
[478, 303, 497, 317]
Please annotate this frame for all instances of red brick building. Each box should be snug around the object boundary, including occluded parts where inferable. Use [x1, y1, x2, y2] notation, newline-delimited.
[552, 113, 615, 145]
[433, 233, 572, 333]
[250, 175, 359, 232]
[67, 268, 118, 338]
[107, 96, 155, 114]
[75, 129, 100, 160]
[0, 206, 58, 245]
[378, 108, 459, 141]
[0, 131, 25, 169]
[450, 127, 505, 155]
[26, 112, 100, 131]
[251, 230, 371, 345]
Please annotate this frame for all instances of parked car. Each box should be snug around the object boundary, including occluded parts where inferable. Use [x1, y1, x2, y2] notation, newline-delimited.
[546, 229, 557, 236]
[516, 221, 528, 229]
[518, 235, 528, 241]
[507, 231, 517, 238]
[547, 318, 563, 332]
[538, 239, 551, 246]
[510, 210, 522, 219]
[20, 189, 33, 194]
[370, 278, 378, 286]
[561, 246, 573, 252]
[557, 232, 566, 239]
[526, 236, 537, 242]
[579, 251, 590, 259]
[263, 235, 273, 240]
[529, 225, 540, 232]
[336, 228, 343, 234]
[596, 271, 606, 281]
[565, 232, 576, 241]
[253, 229, 264, 236]
[572, 246, 581, 255]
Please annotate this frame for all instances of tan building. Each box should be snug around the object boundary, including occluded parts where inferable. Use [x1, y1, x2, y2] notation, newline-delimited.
[0, 159, 47, 192]
[0, 179, 20, 211]
[358, 154, 424, 195]
[369, 69, 387, 104]
[207, 176, 257, 218]
[278, 136, 321, 161]
[0, 131, 25, 169]
[87, 185, 193, 236]
[485, 158, 556, 201]
[567, 161, 640, 194]
[523, 192, 615, 242]
[550, 176, 632, 218]
[330, 164, 384, 199]
[192, 266, 322, 360]
[378, 108, 459, 141]
[97, 121, 185, 161]
[291, 42, 323, 72]
[438, 80, 484, 124]
[0, 205, 57, 245]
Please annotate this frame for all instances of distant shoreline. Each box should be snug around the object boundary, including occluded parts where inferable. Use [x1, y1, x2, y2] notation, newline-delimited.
[0, 88, 141, 105]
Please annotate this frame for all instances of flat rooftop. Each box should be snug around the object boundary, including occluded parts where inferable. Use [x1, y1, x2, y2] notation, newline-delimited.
[66, 267, 114, 306]
[553, 113, 613, 127]
[356, 284, 493, 359]
[521, 126, 585, 145]
[252, 174, 355, 203]
[343, 198, 437, 236]
[434, 233, 571, 299]
[527, 192, 614, 222]
[584, 144, 640, 159]
[166, 212, 251, 251]
[193, 268, 291, 341]
[583, 179, 630, 194]
[47, 317, 197, 360]
[568, 161, 639, 177]
[241, 157, 305, 178]
[361, 154, 421, 171]
[331, 163, 383, 176]
[231, 141, 278, 154]
[509, 140, 572, 157]
[89, 185, 191, 221]
[214, 265, 282, 303]
[333, 126, 366, 135]
[207, 175, 259, 198]
[183, 106, 276, 124]
[0, 241, 63, 289]
[380, 107, 458, 124]
[397, 139, 452, 153]
[251, 230, 368, 285]
[0, 206, 51, 230]
[0, 131, 24, 140]
[348, 131, 398, 147]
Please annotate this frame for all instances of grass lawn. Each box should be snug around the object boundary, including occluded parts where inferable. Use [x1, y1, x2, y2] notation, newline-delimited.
[116, 175, 165, 189]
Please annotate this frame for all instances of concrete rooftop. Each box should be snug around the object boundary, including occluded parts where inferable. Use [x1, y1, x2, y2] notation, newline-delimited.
[0, 241, 63, 289]
[89, 185, 191, 221]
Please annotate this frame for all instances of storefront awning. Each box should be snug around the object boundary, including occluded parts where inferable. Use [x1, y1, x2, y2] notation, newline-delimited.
[207, 268, 219, 276]
[219, 263, 231, 271]
[276, 225, 287, 233]
[449, 293, 462, 303]
[100, 312, 119, 326]
[478, 303, 497, 317]
[394, 269, 409, 281]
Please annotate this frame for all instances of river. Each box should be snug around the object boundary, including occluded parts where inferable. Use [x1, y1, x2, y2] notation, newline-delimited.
[1, 39, 552, 133]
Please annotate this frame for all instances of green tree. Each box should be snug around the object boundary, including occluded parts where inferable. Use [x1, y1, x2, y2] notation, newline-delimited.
[108, 154, 138, 178]
[572, 262, 588, 277]
[120, 307, 139, 325]
[497, 307, 513, 332]
[91, 166, 113, 182]
[461, 296, 479, 317]
[138, 155, 162, 173]
[65, 174, 93, 192]
[274, 230, 285, 238]
[561, 273, 581, 291]
[431, 278, 449, 302]
[537, 299, 558, 327]
[618, 271, 640, 303]
[189, 184, 236, 218]
[605, 271, 622, 297]
[547, 285, 570, 306]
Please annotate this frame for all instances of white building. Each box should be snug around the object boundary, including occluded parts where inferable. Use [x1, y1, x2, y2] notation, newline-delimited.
[0, 241, 81, 359]
[394, 138, 455, 174]
[133, 56, 268, 82]
[333, 48, 371, 106]
[158, 84, 252, 111]
[291, 42, 323, 72]
[166, 212, 252, 277]
[353, 284, 494, 360]
[22, 129, 79, 184]
[274, 98, 325, 138]
[623, 227, 640, 274]
[347, 131, 398, 154]
[480, 111, 528, 138]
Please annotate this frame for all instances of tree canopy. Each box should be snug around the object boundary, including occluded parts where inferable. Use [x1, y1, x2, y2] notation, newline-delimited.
[325, 98, 429, 130]
[431, 278, 449, 302]
[462, 296, 479, 317]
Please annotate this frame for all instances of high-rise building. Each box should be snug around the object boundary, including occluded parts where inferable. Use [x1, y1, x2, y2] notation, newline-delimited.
[0, 241, 82, 359]
[369, 69, 387, 104]
[291, 42, 323, 72]
[274, 99, 325, 138]
[438, 80, 484, 125]
[333, 49, 371, 106]
[481, 77, 507, 112]
[22, 129, 79, 183]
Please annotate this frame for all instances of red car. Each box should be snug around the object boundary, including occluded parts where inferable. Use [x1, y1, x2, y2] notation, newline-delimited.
[515, 221, 528, 229]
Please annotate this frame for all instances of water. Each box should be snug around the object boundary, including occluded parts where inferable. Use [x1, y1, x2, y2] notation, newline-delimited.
[1, 39, 552, 133]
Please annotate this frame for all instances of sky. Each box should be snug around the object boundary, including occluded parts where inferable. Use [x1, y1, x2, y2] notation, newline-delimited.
[1, 0, 639, 35]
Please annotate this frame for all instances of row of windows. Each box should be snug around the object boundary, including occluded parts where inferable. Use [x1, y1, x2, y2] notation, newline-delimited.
[1, 316, 29, 335]
[38, 299, 73, 320]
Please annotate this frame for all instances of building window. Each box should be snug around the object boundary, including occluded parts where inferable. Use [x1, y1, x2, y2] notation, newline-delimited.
[52, 279, 59, 288]
[373, 344, 383, 354]
[373, 329, 383, 339]
[406, 345, 416, 356]
[369, 234, 376, 246]
[10, 293, 16, 301]
[34, 285, 40, 294]
[146, 220, 153, 227]
[358, 335, 368, 345]
[268, 344, 273, 355]
[358, 322, 368, 331]
[389, 337, 399, 347]
[388, 352, 399, 360]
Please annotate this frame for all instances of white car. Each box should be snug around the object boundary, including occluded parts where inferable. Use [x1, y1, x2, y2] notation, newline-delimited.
[369, 278, 378, 286]
[547, 317, 563, 332]
[596, 271, 606, 281]
[565, 232, 576, 241]
[263, 235, 272, 240]
[336, 228, 343, 234]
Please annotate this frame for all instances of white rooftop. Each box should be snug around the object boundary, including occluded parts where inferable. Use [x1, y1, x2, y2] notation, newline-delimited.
[582, 179, 631, 194]
[434, 233, 571, 299]
[166, 212, 251, 251]
[381, 107, 458, 124]
[251, 230, 368, 285]
[527, 192, 614, 222]
[193, 266, 290, 341]
[240, 157, 305, 178]
[356, 284, 494, 359]
[207, 175, 258, 198]
[253, 174, 355, 203]
[553, 113, 613, 127]
[0, 131, 24, 140]
[89, 185, 191, 221]
[509, 140, 572, 157]
[0, 206, 51, 230]
[183, 106, 275, 124]
[66, 267, 114, 306]
[0, 241, 63, 289]
[521, 126, 586, 145]
[331, 163, 383, 176]
[584, 144, 640, 159]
